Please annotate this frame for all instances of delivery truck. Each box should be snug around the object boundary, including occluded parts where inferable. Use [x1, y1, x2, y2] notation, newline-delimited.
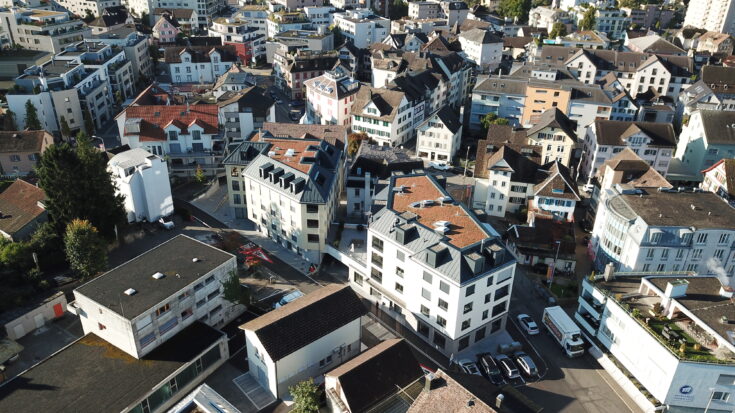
[542, 306, 585, 357]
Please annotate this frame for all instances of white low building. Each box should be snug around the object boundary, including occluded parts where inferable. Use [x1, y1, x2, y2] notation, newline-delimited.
[332, 9, 390, 49]
[71, 234, 240, 359]
[416, 106, 462, 163]
[166, 46, 237, 84]
[108, 148, 173, 223]
[577, 272, 735, 413]
[240, 284, 366, 399]
[458, 28, 503, 73]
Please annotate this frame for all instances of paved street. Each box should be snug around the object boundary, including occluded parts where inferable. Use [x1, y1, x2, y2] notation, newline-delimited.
[509, 267, 642, 413]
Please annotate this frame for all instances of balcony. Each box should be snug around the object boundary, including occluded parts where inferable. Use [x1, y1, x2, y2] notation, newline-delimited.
[575, 311, 599, 334]
[579, 293, 604, 319]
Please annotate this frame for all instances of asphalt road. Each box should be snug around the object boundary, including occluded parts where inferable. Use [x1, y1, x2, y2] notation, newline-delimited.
[509, 267, 642, 413]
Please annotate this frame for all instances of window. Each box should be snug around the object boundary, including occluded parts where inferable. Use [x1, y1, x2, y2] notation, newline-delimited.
[712, 392, 730, 402]
[463, 302, 473, 314]
[307, 219, 319, 228]
[181, 308, 193, 320]
[438, 298, 448, 311]
[465, 284, 476, 297]
[492, 301, 507, 317]
[692, 249, 703, 260]
[436, 315, 446, 327]
[459, 336, 470, 351]
[486, 276, 494, 287]
[159, 316, 178, 335]
[371, 267, 382, 283]
[715, 249, 725, 259]
[485, 293, 491, 303]
[306, 204, 319, 213]
[98, 322, 106, 330]
[423, 272, 433, 284]
[642, 264, 651, 272]
[207, 290, 219, 301]
[433, 331, 446, 349]
[417, 320, 430, 337]
[482, 309, 489, 320]
[422, 288, 431, 300]
[307, 234, 320, 243]
[9, 155, 20, 162]
[420, 304, 430, 316]
[461, 319, 471, 330]
[646, 248, 655, 259]
[140, 332, 156, 348]
[156, 303, 170, 316]
[439, 281, 449, 294]
[192, 130, 201, 140]
[396, 250, 405, 261]
[231, 180, 240, 191]
[354, 272, 364, 286]
[495, 285, 509, 300]
[719, 234, 731, 245]
[395, 282, 404, 293]
[372, 236, 383, 252]
[168, 130, 178, 140]
[205, 276, 215, 285]
[696, 233, 708, 244]
[371, 252, 383, 268]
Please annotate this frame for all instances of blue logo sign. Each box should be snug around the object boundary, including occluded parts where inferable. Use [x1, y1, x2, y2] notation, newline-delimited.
[680, 385, 693, 395]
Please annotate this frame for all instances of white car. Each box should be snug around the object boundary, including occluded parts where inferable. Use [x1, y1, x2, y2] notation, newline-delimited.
[429, 161, 450, 171]
[274, 290, 303, 309]
[517, 313, 539, 335]
[583, 183, 595, 193]
[457, 359, 482, 376]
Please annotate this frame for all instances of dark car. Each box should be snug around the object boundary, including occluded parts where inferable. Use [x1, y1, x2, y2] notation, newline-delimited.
[532, 263, 548, 274]
[495, 354, 520, 380]
[477, 353, 504, 385]
[289, 100, 305, 108]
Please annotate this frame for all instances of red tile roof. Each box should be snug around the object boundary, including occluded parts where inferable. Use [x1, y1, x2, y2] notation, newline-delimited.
[123, 104, 219, 142]
[251, 136, 318, 174]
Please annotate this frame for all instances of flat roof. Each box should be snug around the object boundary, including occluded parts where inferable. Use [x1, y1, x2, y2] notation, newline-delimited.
[75, 235, 235, 320]
[615, 190, 735, 229]
[0, 322, 224, 413]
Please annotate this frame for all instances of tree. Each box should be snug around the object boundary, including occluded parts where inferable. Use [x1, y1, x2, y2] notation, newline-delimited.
[29, 222, 66, 271]
[389, 0, 408, 19]
[480, 113, 510, 132]
[83, 9, 95, 23]
[59, 116, 72, 140]
[329, 25, 344, 46]
[64, 219, 107, 279]
[114, 91, 123, 105]
[289, 378, 321, 413]
[221, 270, 250, 306]
[195, 164, 206, 183]
[37, 138, 126, 239]
[549, 22, 567, 38]
[579, 6, 596, 31]
[0, 241, 32, 272]
[3, 109, 16, 131]
[83, 108, 95, 135]
[347, 132, 368, 157]
[498, 0, 531, 21]
[24, 100, 42, 130]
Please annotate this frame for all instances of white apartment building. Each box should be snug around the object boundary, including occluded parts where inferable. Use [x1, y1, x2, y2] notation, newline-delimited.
[226, 134, 343, 264]
[241, 284, 365, 399]
[577, 273, 735, 413]
[469, 76, 526, 130]
[124, 0, 225, 28]
[0, 7, 90, 53]
[671, 110, 735, 182]
[70, 234, 240, 359]
[55, 0, 121, 17]
[108, 148, 174, 223]
[304, 66, 360, 127]
[591, 185, 735, 275]
[56, 40, 135, 101]
[351, 173, 517, 356]
[408, 0, 468, 26]
[580, 120, 676, 182]
[351, 86, 414, 147]
[91, 25, 155, 84]
[166, 46, 237, 84]
[683, 0, 735, 36]
[210, 16, 260, 44]
[528, 6, 571, 32]
[571, 6, 629, 40]
[332, 9, 390, 49]
[416, 106, 462, 163]
[303, 5, 334, 28]
[234, 5, 268, 37]
[458, 28, 503, 72]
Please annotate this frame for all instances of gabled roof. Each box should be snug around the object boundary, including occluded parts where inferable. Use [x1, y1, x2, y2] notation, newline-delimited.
[350, 144, 422, 179]
[240, 285, 366, 361]
[420, 105, 461, 134]
[700, 65, 735, 93]
[259, 122, 347, 148]
[163, 45, 238, 63]
[526, 108, 577, 141]
[695, 110, 735, 145]
[122, 104, 219, 141]
[325, 339, 422, 413]
[351, 86, 407, 122]
[593, 120, 676, 147]
[0, 130, 52, 153]
[533, 161, 580, 200]
[597, 148, 672, 188]
[627, 35, 685, 55]
[479, 144, 541, 183]
[540, 45, 693, 76]
[459, 28, 502, 44]
[0, 180, 45, 237]
[153, 8, 195, 19]
[503, 36, 533, 49]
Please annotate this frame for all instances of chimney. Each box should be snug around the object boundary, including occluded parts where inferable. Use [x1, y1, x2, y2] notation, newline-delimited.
[664, 279, 689, 299]
[720, 286, 734, 299]
[466, 252, 485, 275]
[603, 263, 615, 281]
[495, 394, 505, 408]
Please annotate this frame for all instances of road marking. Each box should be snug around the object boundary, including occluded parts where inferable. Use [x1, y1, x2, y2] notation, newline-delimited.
[594, 368, 637, 413]
[508, 315, 550, 380]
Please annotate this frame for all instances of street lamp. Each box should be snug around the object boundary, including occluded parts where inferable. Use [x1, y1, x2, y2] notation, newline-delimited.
[704, 387, 716, 413]
[462, 145, 470, 178]
[549, 240, 562, 289]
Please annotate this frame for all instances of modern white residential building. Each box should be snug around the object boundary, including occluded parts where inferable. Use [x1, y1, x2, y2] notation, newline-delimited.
[580, 120, 676, 182]
[165, 46, 238, 84]
[577, 272, 735, 413]
[332, 9, 390, 49]
[0, 7, 90, 53]
[670, 110, 735, 182]
[407, 0, 468, 26]
[90, 25, 154, 85]
[70, 234, 240, 359]
[683, 0, 735, 36]
[123, 0, 226, 28]
[351, 86, 414, 147]
[416, 106, 462, 163]
[108, 148, 174, 223]
[528, 6, 572, 32]
[458, 28, 503, 72]
[53, 0, 121, 17]
[234, 5, 268, 37]
[241, 284, 366, 399]
[304, 65, 360, 127]
[225, 132, 343, 264]
[469, 76, 526, 130]
[351, 173, 517, 356]
[571, 6, 629, 40]
[56, 40, 135, 101]
[590, 185, 735, 274]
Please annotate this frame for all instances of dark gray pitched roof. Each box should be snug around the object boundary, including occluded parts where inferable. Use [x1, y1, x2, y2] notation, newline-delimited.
[241, 285, 366, 361]
[460, 28, 502, 44]
[526, 108, 577, 141]
[423, 105, 461, 134]
[593, 120, 676, 147]
[350, 144, 423, 178]
[699, 110, 735, 145]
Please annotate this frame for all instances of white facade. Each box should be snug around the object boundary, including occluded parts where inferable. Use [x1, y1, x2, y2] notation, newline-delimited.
[55, 0, 121, 17]
[332, 9, 390, 49]
[245, 318, 361, 399]
[458, 31, 503, 72]
[683, 0, 735, 36]
[352, 93, 414, 147]
[170, 49, 234, 84]
[476, 170, 534, 217]
[108, 148, 174, 223]
[674, 110, 735, 179]
[304, 69, 360, 127]
[415, 109, 462, 163]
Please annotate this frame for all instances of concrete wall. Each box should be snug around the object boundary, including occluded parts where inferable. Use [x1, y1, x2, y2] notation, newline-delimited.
[4, 292, 66, 340]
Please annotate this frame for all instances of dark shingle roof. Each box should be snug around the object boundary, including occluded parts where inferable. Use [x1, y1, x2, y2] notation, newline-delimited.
[163, 45, 237, 63]
[423, 105, 461, 134]
[0, 180, 46, 237]
[326, 339, 422, 413]
[699, 110, 735, 145]
[0, 322, 223, 413]
[241, 285, 366, 361]
[593, 120, 676, 147]
[526, 108, 577, 141]
[74, 235, 235, 319]
[0, 130, 51, 153]
[460, 28, 502, 44]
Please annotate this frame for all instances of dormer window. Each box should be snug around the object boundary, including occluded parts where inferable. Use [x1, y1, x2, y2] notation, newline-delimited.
[168, 130, 178, 140]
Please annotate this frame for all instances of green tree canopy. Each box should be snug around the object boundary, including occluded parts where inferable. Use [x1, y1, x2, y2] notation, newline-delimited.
[498, 0, 532, 22]
[480, 113, 510, 132]
[389, 0, 408, 19]
[221, 270, 250, 306]
[3, 109, 16, 131]
[579, 6, 596, 31]
[24, 100, 42, 130]
[64, 219, 107, 279]
[347, 132, 368, 157]
[36, 136, 126, 239]
[195, 164, 206, 183]
[550, 22, 568, 38]
[289, 378, 321, 413]
[59, 116, 72, 140]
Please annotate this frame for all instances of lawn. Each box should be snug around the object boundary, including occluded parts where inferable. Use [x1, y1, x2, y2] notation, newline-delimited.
[549, 282, 577, 298]
[645, 318, 721, 362]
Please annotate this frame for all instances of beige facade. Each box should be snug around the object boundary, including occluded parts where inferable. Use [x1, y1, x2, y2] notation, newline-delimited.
[527, 125, 576, 166]
[0, 131, 52, 175]
[521, 86, 571, 125]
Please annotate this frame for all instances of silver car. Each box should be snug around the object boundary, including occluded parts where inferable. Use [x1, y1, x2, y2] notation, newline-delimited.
[514, 351, 538, 377]
[457, 359, 482, 376]
[495, 354, 520, 380]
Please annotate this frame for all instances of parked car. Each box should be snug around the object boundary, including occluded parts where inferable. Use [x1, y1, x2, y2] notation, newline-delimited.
[457, 359, 482, 376]
[517, 313, 539, 335]
[289, 110, 302, 121]
[582, 183, 595, 193]
[275, 99, 283, 105]
[429, 161, 450, 171]
[273, 290, 304, 309]
[477, 353, 504, 385]
[531, 263, 548, 274]
[514, 351, 538, 377]
[495, 354, 519, 380]
[289, 100, 305, 108]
